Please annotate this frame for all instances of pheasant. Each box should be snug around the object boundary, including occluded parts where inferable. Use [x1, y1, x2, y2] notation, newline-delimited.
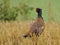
[23, 8, 45, 38]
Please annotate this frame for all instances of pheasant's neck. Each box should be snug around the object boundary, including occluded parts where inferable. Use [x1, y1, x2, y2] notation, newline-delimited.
[37, 17, 43, 24]
[38, 12, 42, 17]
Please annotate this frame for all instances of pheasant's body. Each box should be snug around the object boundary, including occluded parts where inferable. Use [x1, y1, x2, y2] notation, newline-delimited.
[23, 8, 45, 38]
[29, 17, 45, 36]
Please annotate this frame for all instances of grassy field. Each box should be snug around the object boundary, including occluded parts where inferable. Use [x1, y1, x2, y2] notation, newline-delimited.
[0, 21, 60, 45]
[0, 0, 60, 45]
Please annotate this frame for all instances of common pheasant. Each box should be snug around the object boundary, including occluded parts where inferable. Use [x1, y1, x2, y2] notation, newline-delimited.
[23, 8, 45, 38]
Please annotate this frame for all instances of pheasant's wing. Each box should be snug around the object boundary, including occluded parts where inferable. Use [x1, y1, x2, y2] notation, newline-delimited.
[38, 20, 45, 35]
[38, 25, 44, 35]
[29, 22, 38, 33]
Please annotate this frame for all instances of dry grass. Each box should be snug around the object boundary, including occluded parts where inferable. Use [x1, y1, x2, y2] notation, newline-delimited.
[0, 21, 60, 45]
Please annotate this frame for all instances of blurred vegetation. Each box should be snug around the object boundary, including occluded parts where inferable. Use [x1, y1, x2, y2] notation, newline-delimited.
[0, 0, 60, 22]
[0, 0, 17, 21]
[19, 3, 33, 20]
[0, 0, 34, 21]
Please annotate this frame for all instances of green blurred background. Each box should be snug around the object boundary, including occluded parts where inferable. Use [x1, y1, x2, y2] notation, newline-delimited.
[0, 0, 60, 22]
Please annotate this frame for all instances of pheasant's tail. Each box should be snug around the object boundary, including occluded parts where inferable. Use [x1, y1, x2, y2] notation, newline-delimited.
[23, 34, 31, 38]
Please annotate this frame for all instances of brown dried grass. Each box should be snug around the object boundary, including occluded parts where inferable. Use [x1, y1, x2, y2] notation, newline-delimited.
[0, 21, 60, 45]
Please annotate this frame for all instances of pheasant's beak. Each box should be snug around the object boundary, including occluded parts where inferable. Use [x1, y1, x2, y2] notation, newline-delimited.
[36, 8, 38, 12]
[36, 8, 39, 13]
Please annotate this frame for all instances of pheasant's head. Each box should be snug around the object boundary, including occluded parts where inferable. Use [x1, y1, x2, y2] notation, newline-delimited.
[36, 8, 42, 17]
